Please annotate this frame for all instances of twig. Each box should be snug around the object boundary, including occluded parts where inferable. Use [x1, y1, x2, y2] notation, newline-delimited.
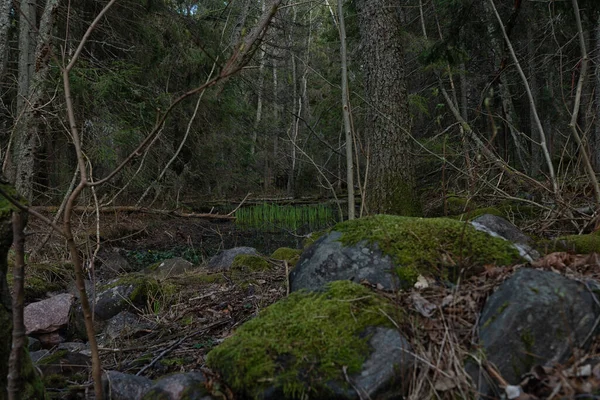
[227, 192, 251, 217]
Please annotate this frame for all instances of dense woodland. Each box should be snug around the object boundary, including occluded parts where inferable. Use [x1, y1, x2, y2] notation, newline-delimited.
[1, 0, 599, 227]
[3, 1, 600, 399]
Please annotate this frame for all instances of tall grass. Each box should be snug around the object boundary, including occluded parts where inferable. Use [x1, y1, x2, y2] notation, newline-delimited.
[235, 203, 337, 232]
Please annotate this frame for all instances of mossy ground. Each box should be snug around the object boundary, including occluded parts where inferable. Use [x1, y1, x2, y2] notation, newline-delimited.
[206, 281, 396, 399]
[7, 262, 74, 302]
[270, 247, 302, 267]
[334, 215, 522, 285]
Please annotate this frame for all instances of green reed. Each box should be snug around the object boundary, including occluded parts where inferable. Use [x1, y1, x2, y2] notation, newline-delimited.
[235, 203, 337, 232]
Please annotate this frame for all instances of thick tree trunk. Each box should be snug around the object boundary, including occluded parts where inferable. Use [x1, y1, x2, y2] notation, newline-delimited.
[356, 0, 420, 215]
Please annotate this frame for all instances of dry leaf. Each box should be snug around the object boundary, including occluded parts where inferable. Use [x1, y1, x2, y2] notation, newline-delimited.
[434, 375, 456, 391]
[410, 293, 436, 317]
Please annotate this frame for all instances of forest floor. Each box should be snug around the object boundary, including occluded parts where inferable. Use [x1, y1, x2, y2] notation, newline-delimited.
[22, 211, 600, 399]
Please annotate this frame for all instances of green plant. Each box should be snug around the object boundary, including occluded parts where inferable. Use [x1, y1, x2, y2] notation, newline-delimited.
[235, 203, 337, 232]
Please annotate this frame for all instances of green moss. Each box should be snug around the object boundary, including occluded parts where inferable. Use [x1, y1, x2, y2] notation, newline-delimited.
[43, 373, 68, 388]
[231, 255, 270, 271]
[0, 183, 27, 216]
[99, 274, 160, 303]
[552, 234, 600, 254]
[482, 301, 511, 329]
[206, 281, 396, 399]
[8, 262, 74, 302]
[445, 195, 470, 215]
[160, 357, 186, 367]
[17, 347, 48, 399]
[334, 215, 522, 286]
[270, 248, 302, 267]
[37, 350, 69, 365]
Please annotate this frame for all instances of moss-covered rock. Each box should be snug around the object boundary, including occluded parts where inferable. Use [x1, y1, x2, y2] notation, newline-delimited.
[95, 274, 163, 320]
[334, 215, 522, 285]
[231, 254, 270, 271]
[549, 234, 600, 254]
[206, 281, 397, 399]
[270, 247, 302, 267]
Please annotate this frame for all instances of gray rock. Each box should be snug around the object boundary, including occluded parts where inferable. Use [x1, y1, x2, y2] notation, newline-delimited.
[472, 268, 600, 395]
[27, 336, 41, 351]
[35, 348, 91, 376]
[143, 257, 193, 279]
[29, 349, 50, 364]
[207, 247, 258, 272]
[97, 247, 132, 275]
[142, 372, 214, 400]
[471, 214, 539, 261]
[103, 370, 152, 400]
[102, 311, 157, 342]
[94, 277, 151, 321]
[348, 327, 414, 398]
[24, 293, 73, 334]
[290, 231, 399, 292]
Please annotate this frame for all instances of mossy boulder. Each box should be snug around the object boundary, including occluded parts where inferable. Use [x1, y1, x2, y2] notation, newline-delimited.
[270, 247, 302, 267]
[206, 281, 412, 399]
[291, 215, 522, 291]
[94, 274, 161, 320]
[230, 255, 271, 284]
[231, 254, 270, 271]
[549, 234, 600, 254]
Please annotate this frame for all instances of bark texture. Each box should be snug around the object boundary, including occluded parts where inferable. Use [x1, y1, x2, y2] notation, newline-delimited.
[356, 0, 420, 215]
[13, 0, 60, 201]
[0, 0, 11, 78]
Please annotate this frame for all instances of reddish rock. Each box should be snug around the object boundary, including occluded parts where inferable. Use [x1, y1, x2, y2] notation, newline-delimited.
[24, 293, 74, 334]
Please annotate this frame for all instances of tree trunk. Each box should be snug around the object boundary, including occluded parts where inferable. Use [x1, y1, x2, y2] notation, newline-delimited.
[356, 0, 420, 215]
[0, 0, 11, 79]
[13, 0, 60, 201]
[251, 0, 266, 157]
[594, 11, 600, 171]
[483, 0, 529, 172]
[287, 7, 298, 196]
[338, 0, 354, 220]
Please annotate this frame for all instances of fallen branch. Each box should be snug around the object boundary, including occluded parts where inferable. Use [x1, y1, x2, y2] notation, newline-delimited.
[31, 206, 236, 220]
